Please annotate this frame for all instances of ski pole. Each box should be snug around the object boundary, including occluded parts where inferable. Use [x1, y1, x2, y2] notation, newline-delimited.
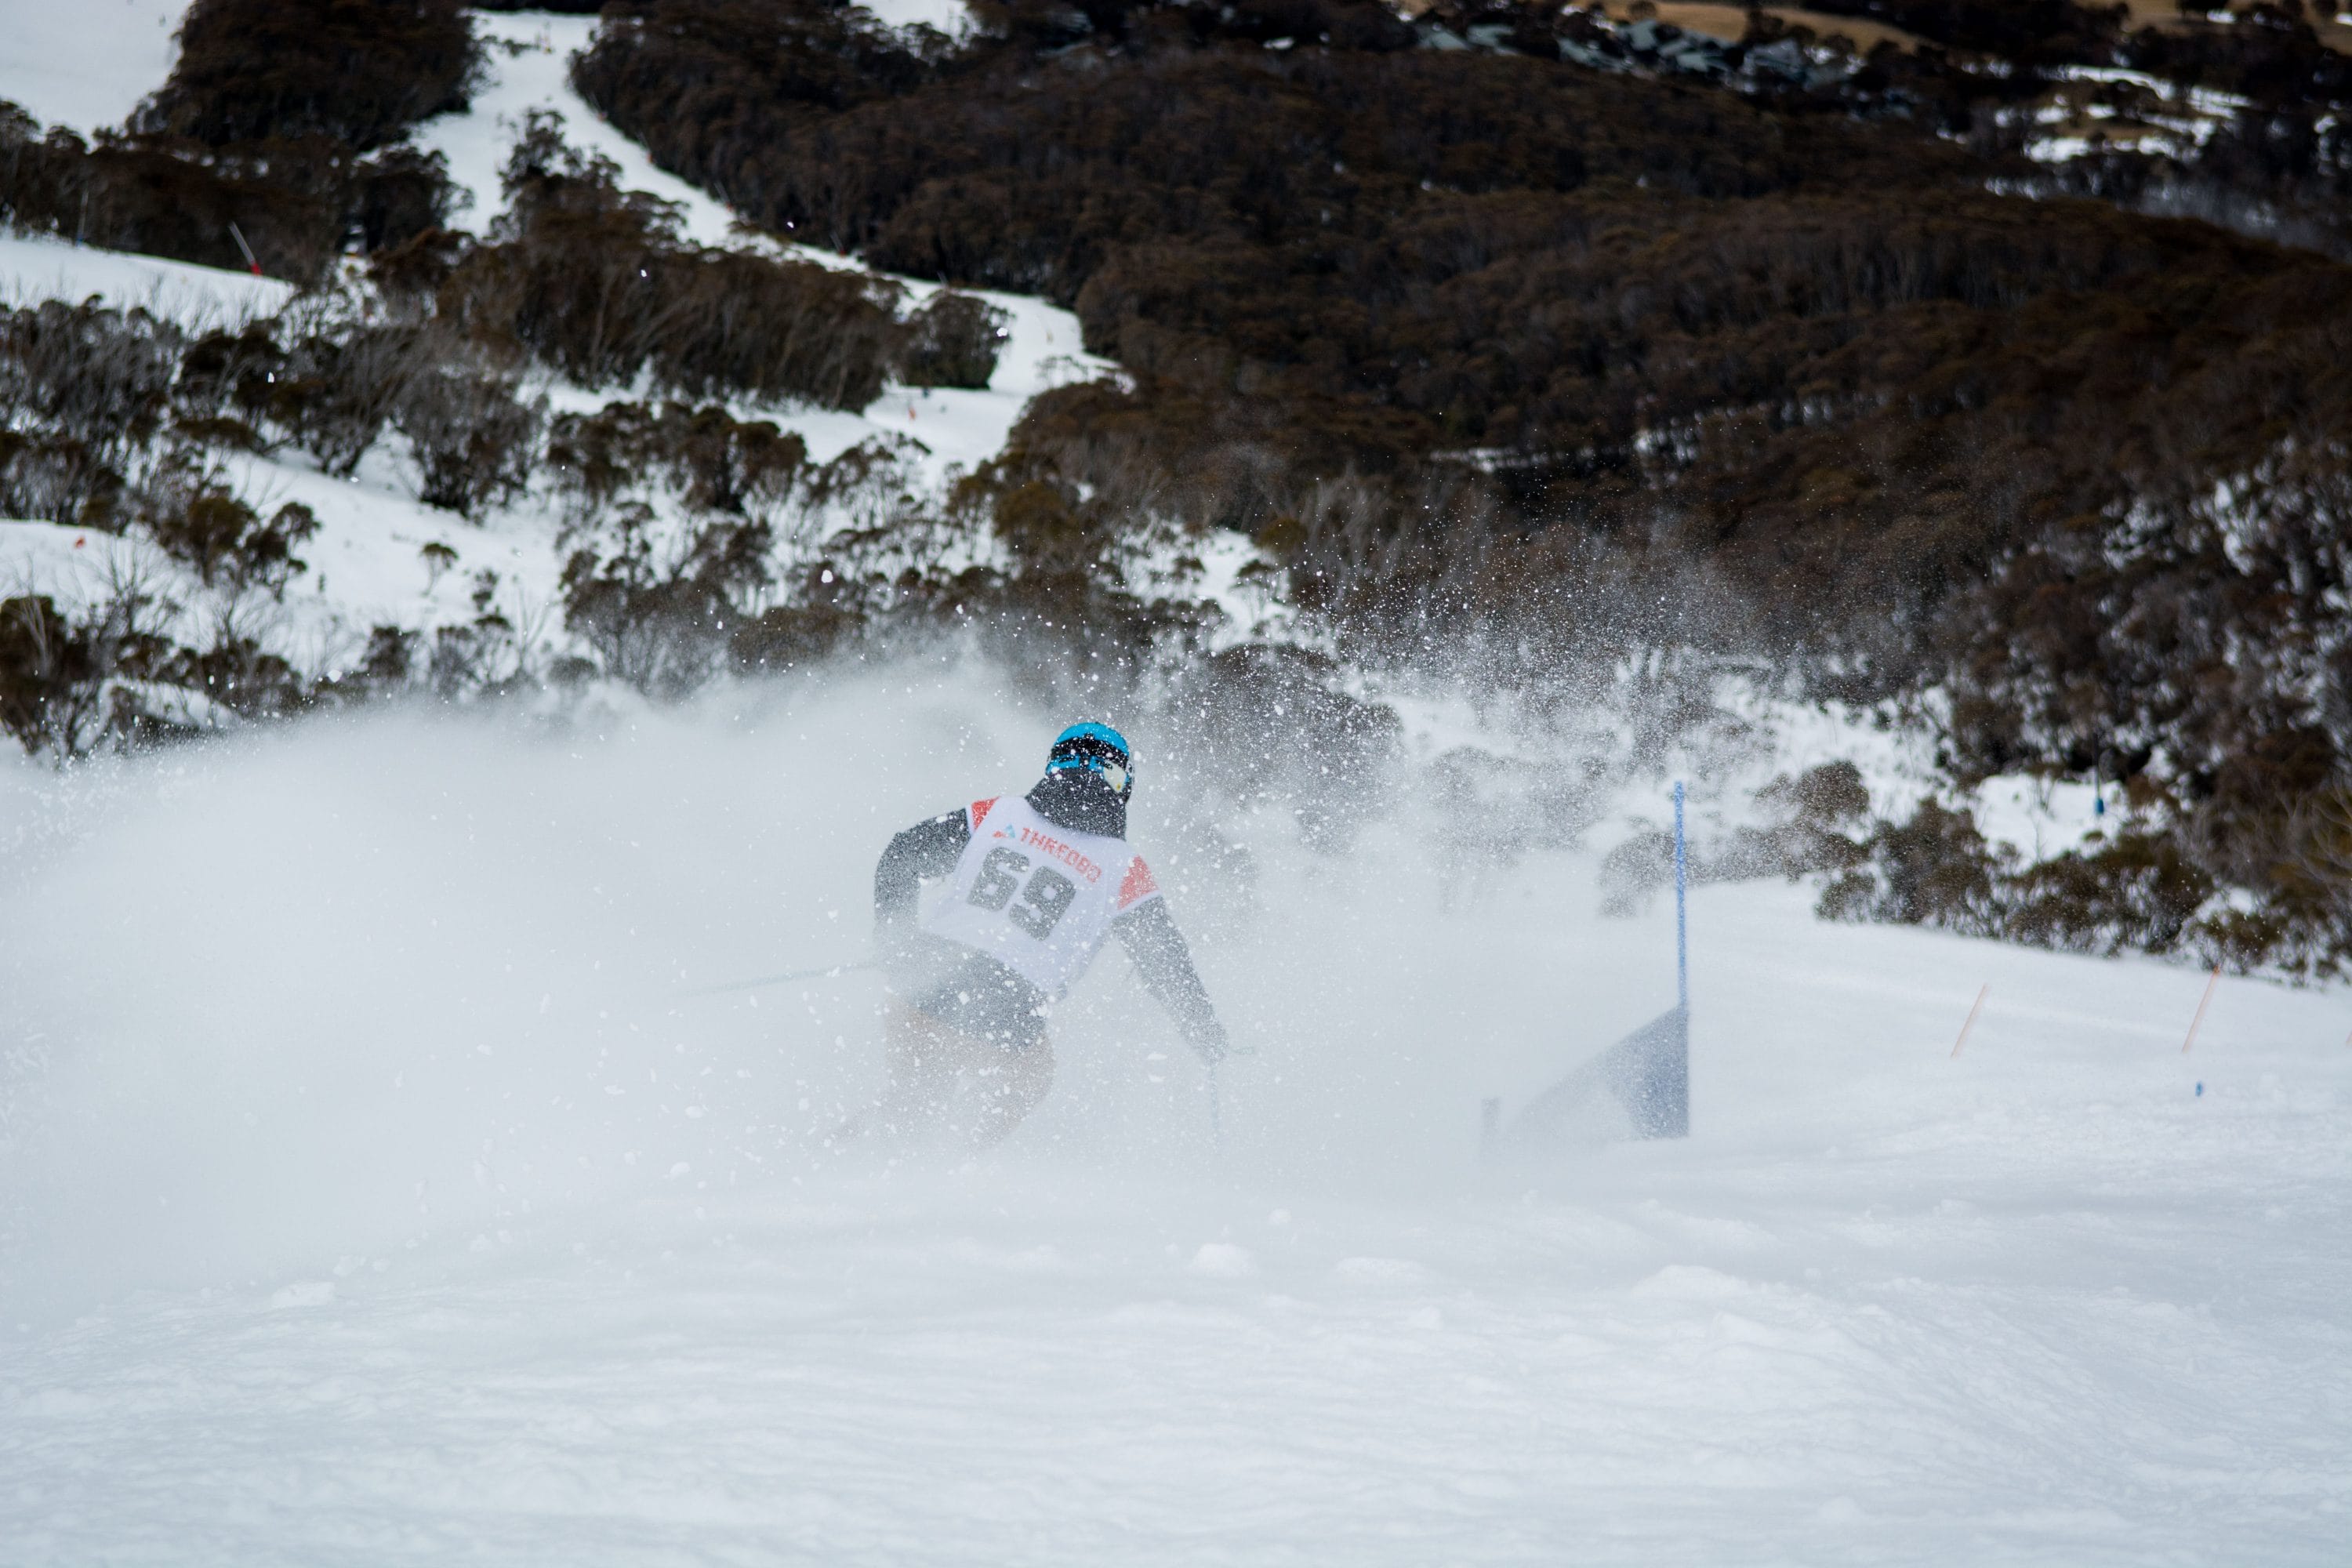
[674, 960, 876, 999]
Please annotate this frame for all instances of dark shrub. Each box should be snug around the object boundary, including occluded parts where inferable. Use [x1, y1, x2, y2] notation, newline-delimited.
[4, 92, 456, 283]
[897, 292, 1009, 388]
[141, 467, 321, 595]
[0, 301, 179, 466]
[560, 507, 775, 697]
[1820, 799, 2009, 935]
[0, 432, 129, 531]
[0, 596, 101, 757]
[1599, 828, 1678, 918]
[393, 364, 546, 518]
[368, 227, 471, 310]
[176, 324, 289, 427]
[270, 325, 431, 475]
[547, 401, 810, 521]
[1723, 762, 1875, 880]
[731, 596, 862, 672]
[349, 144, 462, 252]
[445, 113, 903, 408]
[137, 0, 477, 151]
[1180, 641, 1401, 849]
[166, 632, 308, 720]
[2006, 830, 2215, 956]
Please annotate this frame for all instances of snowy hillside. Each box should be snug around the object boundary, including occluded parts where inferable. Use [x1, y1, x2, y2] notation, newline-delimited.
[0, 4, 2107, 862]
[0, 0, 186, 132]
[3, 679, 2348, 1563]
[0, 230, 289, 321]
[410, 9, 1116, 481]
[1, 7, 1134, 706]
[5, 4, 2352, 1561]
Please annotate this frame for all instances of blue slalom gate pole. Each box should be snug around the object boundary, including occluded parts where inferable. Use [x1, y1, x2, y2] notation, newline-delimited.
[1674, 779, 1688, 1015]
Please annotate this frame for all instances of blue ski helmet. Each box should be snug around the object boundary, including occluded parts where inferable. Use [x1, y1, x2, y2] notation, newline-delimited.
[1046, 720, 1133, 799]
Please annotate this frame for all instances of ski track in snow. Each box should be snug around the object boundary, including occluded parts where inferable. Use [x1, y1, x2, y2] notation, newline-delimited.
[2, 678, 2350, 1564]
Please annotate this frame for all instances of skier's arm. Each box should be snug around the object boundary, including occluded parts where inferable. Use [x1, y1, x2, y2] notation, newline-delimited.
[1114, 898, 1228, 1063]
[874, 808, 971, 929]
[875, 808, 964, 982]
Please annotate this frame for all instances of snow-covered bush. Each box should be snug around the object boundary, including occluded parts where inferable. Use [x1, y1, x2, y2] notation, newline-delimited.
[559, 508, 774, 699]
[393, 364, 546, 520]
[0, 596, 103, 758]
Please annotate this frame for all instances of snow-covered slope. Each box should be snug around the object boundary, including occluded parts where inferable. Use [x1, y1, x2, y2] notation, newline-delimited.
[2, 10, 2343, 1556]
[414, 9, 1113, 484]
[2, 9, 1119, 689]
[0, 0, 187, 132]
[2, 677, 2347, 1564]
[418, 11, 749, 249]
[0, 230, 290, 322]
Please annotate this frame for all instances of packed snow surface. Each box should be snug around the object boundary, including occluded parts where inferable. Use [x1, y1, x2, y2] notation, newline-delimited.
[0, 230, 291, 323]
[3, 673, 2347, 1564]
[0, 0, 187, 133]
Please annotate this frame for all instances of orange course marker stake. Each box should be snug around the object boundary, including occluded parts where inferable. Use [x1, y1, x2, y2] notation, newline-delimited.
[1951, 984, 1989, 1058]
[2182, 964, 2222, 1054]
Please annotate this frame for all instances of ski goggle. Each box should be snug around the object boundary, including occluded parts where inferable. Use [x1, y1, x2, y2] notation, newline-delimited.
[1049, 750, 1130, 794]
[1047, 721, 1133, 795]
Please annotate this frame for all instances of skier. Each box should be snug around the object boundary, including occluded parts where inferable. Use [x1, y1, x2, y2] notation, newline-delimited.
[848, 721, 1229, 1149]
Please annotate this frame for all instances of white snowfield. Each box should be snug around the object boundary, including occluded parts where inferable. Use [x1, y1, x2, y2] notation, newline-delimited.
[0, 0, 186, 133]
[2, 677, 2347, 1565]
[0, 230, 291, 324]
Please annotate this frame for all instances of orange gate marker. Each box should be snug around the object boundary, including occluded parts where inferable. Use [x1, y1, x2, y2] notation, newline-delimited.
[1951, 984, 1990, 1058]
[2181, 965, 2222, 1054]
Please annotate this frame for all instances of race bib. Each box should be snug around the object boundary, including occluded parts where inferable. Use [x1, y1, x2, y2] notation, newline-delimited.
[923, 795, 1160, 996]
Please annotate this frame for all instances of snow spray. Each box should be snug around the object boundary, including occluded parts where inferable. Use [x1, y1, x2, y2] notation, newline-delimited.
[0, 662, 1691, 1312]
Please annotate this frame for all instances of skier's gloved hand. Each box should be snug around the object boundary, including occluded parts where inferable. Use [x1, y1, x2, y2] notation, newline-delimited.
[1189, 1018, 1229, 1066]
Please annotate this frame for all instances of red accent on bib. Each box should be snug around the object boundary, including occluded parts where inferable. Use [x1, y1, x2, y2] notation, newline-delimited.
[969, 797, 998, 830]
[1116, 856, 1159, 912]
